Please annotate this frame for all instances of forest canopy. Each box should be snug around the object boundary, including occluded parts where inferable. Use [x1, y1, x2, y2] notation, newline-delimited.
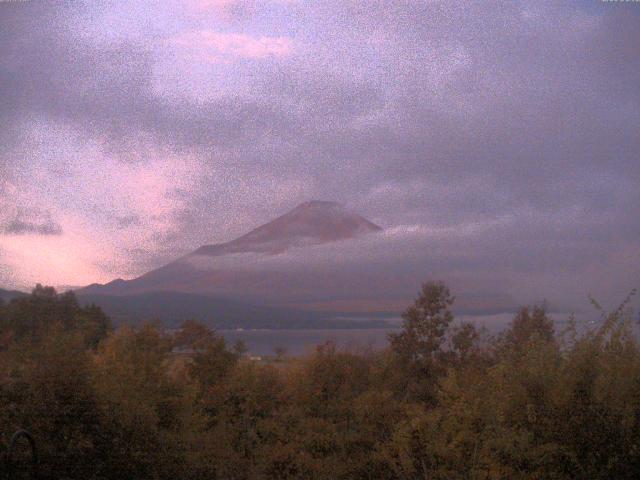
[0, 282, 638, 479]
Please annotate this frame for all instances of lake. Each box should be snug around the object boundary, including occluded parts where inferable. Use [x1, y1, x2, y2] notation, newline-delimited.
[219, 328, 399, 356]
[218, 312, 536, 356]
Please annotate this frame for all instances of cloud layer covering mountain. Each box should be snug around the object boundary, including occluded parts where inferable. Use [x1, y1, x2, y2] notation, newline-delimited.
[1, 0, 638, 313]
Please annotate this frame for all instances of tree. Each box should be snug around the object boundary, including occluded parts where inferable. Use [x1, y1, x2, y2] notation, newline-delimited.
[274, 345, 287, 362]
[388, 281, 456, 402]
[173, 319, 216, 350]
[90, 324, 186, 478]
[203, 363, 284, 479]
[0, 285, 111, 348]
[0, 325, 101, 479]
[449, 321, 481, 364]
[500, 305, 555, 354]
[190, 339, 238, 391]
[233, 339, 248, 357]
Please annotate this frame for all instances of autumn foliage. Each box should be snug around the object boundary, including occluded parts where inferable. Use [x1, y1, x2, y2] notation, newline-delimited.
[1, 283, 639, 479]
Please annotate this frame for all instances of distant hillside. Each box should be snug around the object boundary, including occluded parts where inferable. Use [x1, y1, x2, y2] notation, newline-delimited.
[0, 288, 27, 303]
[77, 291, 392, 329]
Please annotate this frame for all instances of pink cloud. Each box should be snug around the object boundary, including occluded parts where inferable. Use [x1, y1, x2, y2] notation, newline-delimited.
[172, 30, 293, 62]
[0, 123, 210, 288]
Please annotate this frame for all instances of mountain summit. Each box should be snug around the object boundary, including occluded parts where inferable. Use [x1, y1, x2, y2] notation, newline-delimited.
[195, 200, 381, 256]
[79, 201, 382, 298]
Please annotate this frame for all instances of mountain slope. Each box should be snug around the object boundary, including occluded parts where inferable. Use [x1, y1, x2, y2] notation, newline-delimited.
[0, 288, 27, 303]
[79, 201, 382, 299]
[195, 200, 381, 256]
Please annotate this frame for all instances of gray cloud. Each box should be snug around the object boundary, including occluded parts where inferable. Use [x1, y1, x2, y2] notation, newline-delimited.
[115, 215, 142, 229]
[3, 219, 62, 236]
[1, 209, 63, 236]
[0, 0, 638, 310]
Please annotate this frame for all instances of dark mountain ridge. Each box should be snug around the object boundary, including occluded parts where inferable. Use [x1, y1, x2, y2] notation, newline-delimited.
[79, 201, 382, 298]
[0, 288, 27, 303]
[77, 291, 391, 329]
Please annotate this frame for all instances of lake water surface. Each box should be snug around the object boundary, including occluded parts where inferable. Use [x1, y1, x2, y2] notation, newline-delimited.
[218, 313, 530, 356]
[219, 328, 399, 356]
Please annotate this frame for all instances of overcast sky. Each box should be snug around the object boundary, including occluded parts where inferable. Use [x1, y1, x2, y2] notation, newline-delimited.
[0, 0, 638, 313]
